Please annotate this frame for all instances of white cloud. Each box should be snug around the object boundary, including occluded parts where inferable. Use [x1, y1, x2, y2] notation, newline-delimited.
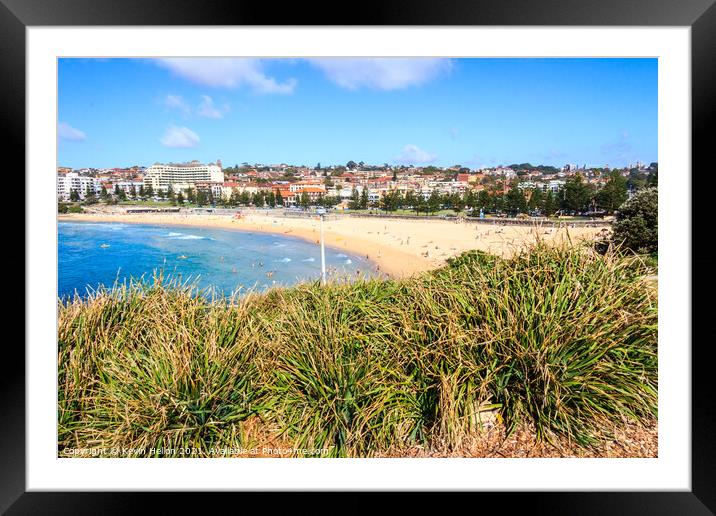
[155, 58, 296, 94]
[308, 58, 451, 90]
[58, 122, 86, 141]
[160, 126, 200, 148]
[394, 144, 437, 164]
[196, 95, 228, 119]
[164, 94, 191, 114]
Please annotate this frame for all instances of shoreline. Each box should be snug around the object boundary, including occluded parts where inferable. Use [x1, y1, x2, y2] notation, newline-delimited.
[58, 211, 609, 278]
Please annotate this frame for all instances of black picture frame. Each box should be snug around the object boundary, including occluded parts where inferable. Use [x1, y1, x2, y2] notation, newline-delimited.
[5, 0, 714, 512]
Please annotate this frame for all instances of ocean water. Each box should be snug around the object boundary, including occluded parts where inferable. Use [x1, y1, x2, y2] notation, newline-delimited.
[58, 222, 377, 299]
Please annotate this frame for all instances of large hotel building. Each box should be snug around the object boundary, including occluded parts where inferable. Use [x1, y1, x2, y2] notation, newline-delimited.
[143, 161, 223, 192]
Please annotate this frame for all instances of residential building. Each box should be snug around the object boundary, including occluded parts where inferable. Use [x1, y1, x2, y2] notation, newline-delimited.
[57, 172, 101, 200]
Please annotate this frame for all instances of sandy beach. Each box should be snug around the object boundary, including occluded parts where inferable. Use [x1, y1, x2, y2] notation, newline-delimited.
[59, 209, 609, 278]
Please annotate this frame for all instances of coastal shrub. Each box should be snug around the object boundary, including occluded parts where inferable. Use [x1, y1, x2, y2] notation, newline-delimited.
[258, 281, 425, 456]
[58, 244, 657, 456]
[612, 187, 658, 254]
[434, 244, 657, 445]
[58, 276, 267, 455]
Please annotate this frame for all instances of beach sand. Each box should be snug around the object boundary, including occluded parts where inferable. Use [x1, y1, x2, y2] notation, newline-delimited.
[59, 210, 609, 278]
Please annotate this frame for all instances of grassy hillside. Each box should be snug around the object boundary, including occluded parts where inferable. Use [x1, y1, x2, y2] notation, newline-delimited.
[58, 244, 657, 457]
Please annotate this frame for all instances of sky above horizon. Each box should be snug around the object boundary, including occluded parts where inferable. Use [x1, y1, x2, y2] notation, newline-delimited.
[58, 57, 657, 169]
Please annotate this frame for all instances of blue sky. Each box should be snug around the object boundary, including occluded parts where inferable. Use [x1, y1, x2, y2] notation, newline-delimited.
[58, 58, 657, 169]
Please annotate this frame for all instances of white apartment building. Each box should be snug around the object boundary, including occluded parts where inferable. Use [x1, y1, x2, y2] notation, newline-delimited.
[546, 180, 566, 192]
[517, 180, 565, 193]
[143, 161, 223, 192]
[367, 190, 384, 204]
[57, 172, 101, 200]
[115, 180, 145, 195]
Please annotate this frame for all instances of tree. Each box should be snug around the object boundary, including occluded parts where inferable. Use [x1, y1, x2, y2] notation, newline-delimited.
[626, 169, 648, 192]
[167, 184, 176, 205]
[359, 188, 368, 210]
[69, 188, 80, 202]
[528, 187, 543, 213]
[196, 189, 207, 206]
[380, 189, 402, 212]
[462, 190, 476, 212]
[349, 187, 360, 210]
[299, 191, 310, 209]
[611, 187, 657, 254]
[267, 191, 276, 208]
[100, 186, 109, 203]
[404, 190, 417, 211]
[130, 185, 137, 198]
[450, 193, 463, 214]
[84, 185, 97, 205]
[596, 170, 628, 213]
[176, 191, 185, 205]
[275, 189, 284, 206]
[413, 195, 427, 215]
[543, 190, 557, 216]
[504, 184, 527, 215]
[323, 195, 339, 208]
[427, 190, 442, 215]
[346, 160, 357, 170]
[477, 190, 491, 212]
[228, 188, 239, 207]
[562, 174, 593, 213]
[186, 187, 196, 204]
[491, 191, 504, 213]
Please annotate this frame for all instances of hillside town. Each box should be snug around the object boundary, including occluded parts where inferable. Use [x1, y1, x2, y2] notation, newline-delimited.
[57, 159, 657, 217]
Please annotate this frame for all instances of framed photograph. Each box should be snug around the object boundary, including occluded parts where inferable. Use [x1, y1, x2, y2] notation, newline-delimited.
[7, 0, 714, 512]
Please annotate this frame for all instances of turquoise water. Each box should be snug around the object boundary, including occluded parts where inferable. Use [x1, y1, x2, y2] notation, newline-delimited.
[58, 222, 376, 299]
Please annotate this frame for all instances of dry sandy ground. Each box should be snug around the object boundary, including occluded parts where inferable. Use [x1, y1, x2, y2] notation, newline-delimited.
[59, 210, 609, 278]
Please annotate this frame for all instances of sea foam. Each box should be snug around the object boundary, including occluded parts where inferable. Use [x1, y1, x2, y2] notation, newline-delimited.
[178, 235, 204, 240]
